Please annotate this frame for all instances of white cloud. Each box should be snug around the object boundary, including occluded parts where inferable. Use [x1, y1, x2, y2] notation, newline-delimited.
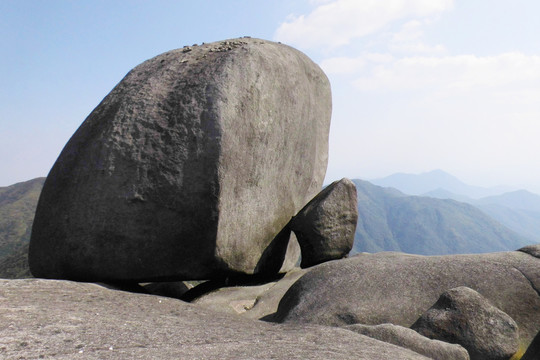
[388, 20, 446, 54]
[279, 0, 540, 189]
[324, 51, 540, 187]
[353, 52, 540, 93]
[320, 57, 365, 74]
[274, 0, 454, 49]
[320, 53, 394, 74]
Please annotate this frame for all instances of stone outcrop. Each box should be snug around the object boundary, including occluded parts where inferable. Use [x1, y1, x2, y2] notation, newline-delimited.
[411, 286, 519, 360]
[192, 268, 307, 319]
[345, 323, 470, 360]
[0, 279, 436, 359]
[269, 248, 540, 346]
[29, 38, 331, 282]
[290, 178, 358, 267]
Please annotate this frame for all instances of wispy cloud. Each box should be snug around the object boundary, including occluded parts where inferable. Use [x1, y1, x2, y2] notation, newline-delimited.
[388, 20, 446, 54]
[277, 0, 540, 188]
[352, 52, 540, 94]
[274, 0, 454, 49]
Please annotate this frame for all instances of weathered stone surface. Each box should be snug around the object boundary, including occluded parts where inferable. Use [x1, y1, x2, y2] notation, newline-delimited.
[0, 279, 434, 359]
[411, 286, 519, 360]
[523, 330, 540, 360]
[290, 178, 358, 267]
[193, 268, 307, 319]
[269, 250, 540, 346]
[345, 323, 469, 360]
[29, 38, 330, 282]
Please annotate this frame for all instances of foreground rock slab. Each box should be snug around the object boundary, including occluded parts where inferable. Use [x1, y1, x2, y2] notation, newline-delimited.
[290, 178, 358, 267]
[269, 248, 540, 346]
[29, 37, 331, 282]
[0, 279, 434, 359]
[345, 323, 469, 360]
[412, 286, 519, 360]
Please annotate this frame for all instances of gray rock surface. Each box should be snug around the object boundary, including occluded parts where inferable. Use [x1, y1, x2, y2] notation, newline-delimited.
[411, 286, 519, 360]
[269, 249, 540, 346]
[290, 178, 358, 267]
[29, 38, 330, 282]
[523, 330, 540, 360]
[346, 323, 469, 360]
[193, 268, 307, 319]
[0, 279, 434, 359]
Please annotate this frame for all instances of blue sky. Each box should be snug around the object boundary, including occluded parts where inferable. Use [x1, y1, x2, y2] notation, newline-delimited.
[2, 0, 540, 192]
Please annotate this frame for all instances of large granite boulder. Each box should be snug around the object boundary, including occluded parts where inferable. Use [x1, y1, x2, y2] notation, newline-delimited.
[0, 279, 435, 359]
[269, 248, 540, 346]
[345, 323, 470, 360]
[290, 178, 358, 267]
[411, 287, 519, 360]
[29, 38, 331, 282]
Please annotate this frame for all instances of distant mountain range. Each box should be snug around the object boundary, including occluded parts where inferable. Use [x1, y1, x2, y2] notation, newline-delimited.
[424, 188, 540, 242]
[370, 170, 540, 243]
[352, 179, 530, 255]
[371, 169, 513, 199]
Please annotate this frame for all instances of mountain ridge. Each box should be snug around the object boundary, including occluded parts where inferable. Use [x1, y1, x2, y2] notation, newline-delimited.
[371, 169, 515, 199]
[352, 179, 531, 255]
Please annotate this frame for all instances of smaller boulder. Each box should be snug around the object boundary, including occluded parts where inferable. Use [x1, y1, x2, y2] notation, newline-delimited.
[345, 323, 469, 360]
[522, 330, 540, 360]
[518, 243, 540, 258]
[411, 286, 519, 360]
[290, 178, 358, 268]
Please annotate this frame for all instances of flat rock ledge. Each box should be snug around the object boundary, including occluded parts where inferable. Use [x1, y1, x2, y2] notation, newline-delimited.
[0, 279, 433, 359]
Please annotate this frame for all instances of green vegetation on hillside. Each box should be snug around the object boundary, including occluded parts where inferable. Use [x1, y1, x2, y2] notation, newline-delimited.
[0, 177, 44, 278]
[0, 243, 31, 278]
[352, 179, 531, 255]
